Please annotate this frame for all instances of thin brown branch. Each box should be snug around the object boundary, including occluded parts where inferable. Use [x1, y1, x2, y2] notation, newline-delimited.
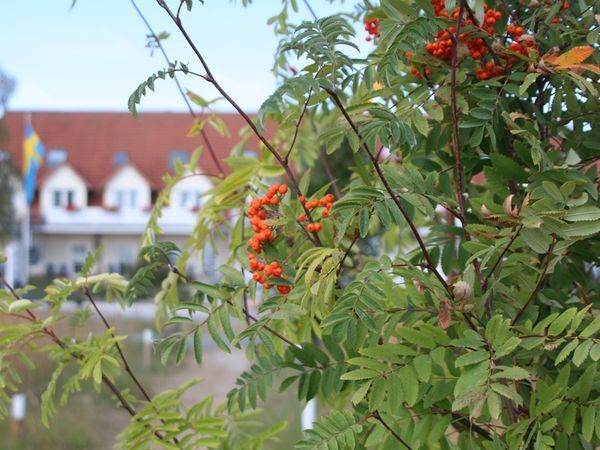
[325, 89, 451, 295]
[512, 238, 557, 325]
[462, 3, 500, 65]
[482, 225, 523, 291]
[302, 0, 318, 20]
[175, 0, 185, 20]
[242, 307, 299, 348]
[372, 411, 415, 450]
[157, 0, 322, 245]
[129, 0, 226, 177]
[450, 0, 467, 224]
[285, 87, 314, 162]
[1, 278, 169, 444]
[449, 412, 493, 439]
[319, 150, 343, 199]
[83, 288, 157, 406]
[336, 232, 360, 277]
[450, 0, 483, 291]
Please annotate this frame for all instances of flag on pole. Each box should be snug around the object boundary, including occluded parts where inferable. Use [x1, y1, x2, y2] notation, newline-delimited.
[22, 121, 45, 204]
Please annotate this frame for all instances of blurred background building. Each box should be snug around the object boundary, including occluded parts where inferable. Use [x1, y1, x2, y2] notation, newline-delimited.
[1, 111, 251, 285]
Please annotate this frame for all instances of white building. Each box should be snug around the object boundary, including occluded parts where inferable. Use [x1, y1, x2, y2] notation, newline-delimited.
[2, 111, 258, 283]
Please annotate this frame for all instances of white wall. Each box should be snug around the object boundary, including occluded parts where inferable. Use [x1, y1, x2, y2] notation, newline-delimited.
[167, 172, 213, 215]
[30, 234, 95, 277]
[103, 165, 151, 211]
[40, 165, 87, 217]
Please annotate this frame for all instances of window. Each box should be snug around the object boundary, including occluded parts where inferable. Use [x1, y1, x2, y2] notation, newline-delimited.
[47, 149, 68, 166]
[130, 190, 138, 208]
[113, 151, 129, 166]
[52, 190, 76, 208]
[179, 191, 203, 209]
[180, 191, 190, 208]
[115, 189, 139, 209]
[169, 150, 189, 169]
[53, 190, 61, 207]
[73, 244, 87, 273]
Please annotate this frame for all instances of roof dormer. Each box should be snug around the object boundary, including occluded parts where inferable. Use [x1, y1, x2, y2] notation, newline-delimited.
[39, 164, 88, 216]
[103, 163, 151, 211]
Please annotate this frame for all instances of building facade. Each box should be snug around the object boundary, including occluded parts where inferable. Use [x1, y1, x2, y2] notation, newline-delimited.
[2, 111, 256, 284]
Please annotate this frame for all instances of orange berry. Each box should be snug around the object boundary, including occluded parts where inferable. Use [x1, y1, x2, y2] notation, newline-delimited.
[298, 195, 306, 204]
[307, 223, 315, 232]
[270, 197, 280, 205]
[277, 285, 291, 295]
[314, 223, 323, 232]
[263, 283, 272, 289]
[298, 214, 307, 222]
[279, 184, 288, 194]
[551, 17, 560, 23]
[322, 209, 329, 218]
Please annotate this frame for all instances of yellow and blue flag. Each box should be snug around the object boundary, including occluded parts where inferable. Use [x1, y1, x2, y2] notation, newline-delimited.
[22, 123, 45, 204]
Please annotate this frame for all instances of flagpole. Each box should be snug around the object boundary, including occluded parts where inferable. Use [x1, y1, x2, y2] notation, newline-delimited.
[22, 197, 30, 286]
[22, 112, 32, 286]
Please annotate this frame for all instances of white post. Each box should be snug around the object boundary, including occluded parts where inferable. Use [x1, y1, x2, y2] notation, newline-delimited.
[301, 398, 317, 432]
[142, 328, 154, 365]
[21, 201, 30, 286]
[11, 393, 26, 435]
[4, 242, 15, 287]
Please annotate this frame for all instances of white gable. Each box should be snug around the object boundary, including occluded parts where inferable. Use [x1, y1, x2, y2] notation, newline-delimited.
[103, 164, 151, 210]
[169, 172, 213, 212]
[40, 164, 87, 216]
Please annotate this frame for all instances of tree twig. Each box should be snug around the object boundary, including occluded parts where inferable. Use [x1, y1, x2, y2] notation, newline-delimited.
[325, 89, 451, 295]
[284, 87, 314, 162]
[482, 225, 523, 292]
[371, 411, 415, 450]
[157, 0, 322, 245]
[450, 0, 483, 291]
[129, 0, 226, 178]
[1, 278, 170, 444]
[512, 238, 556, 325]
[336, 232, 360, 277]
[83, 288, 158, 408]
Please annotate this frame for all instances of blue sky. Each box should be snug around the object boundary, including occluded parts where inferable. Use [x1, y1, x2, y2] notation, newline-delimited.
[0, 0, 362, 113]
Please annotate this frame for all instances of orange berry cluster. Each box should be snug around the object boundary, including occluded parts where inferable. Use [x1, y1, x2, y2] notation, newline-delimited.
[248, 254, 290, 294]
[248, 184, 288, 253]
[298, 193, 335, 232]
[405, 0, 543, 81]
[427, 4, 501, 61]
[405, 52, 432, 78]
[472, 20, 536, 80]
[364, 17, 381, 41]
[247, 183, 288, 254]
[246, 183, 291, 295]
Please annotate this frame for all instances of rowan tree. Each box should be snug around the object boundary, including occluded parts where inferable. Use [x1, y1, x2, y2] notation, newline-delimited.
[1, 0, 599, 449]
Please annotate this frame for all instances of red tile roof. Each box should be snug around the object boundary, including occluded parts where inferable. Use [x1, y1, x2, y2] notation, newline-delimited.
[3, 111, 263, 190]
